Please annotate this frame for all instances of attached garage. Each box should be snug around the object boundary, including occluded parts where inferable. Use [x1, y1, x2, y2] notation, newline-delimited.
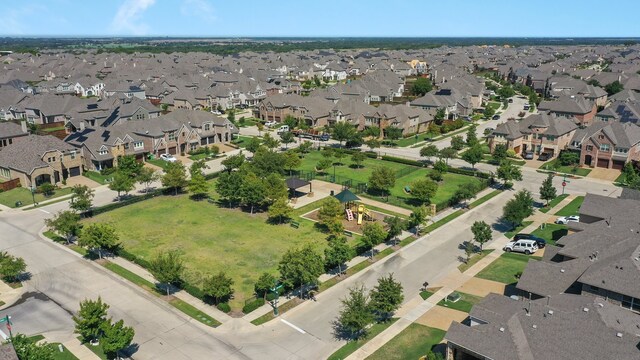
[597, 158, 609, 168]
[68, 167, 81, 177]
[156, 148, 166, 156]
[612, 160, 625, 170]
[168, 146, 177, 155]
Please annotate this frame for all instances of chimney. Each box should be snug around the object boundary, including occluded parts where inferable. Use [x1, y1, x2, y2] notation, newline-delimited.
[20, 120, 27, 133]
[79, 121, 85, 131]
[618, 75, 622, 82]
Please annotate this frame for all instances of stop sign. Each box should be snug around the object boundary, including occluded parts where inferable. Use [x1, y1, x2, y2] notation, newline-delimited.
[562, 181, 567, 187]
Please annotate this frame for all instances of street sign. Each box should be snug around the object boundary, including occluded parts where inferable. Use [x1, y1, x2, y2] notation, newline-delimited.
[0, 316, 12, 324]
[562, 181, 567, 187]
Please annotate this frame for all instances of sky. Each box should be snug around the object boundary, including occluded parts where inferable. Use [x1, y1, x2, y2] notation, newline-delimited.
[0, 0, 638, 38]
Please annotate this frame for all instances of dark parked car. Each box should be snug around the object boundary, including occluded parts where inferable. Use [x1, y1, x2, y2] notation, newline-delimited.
[523, 152, 534, 160]
[508, 98, 514, 103]
[513, 233, 546, 248]
[538, 153, 551, 161]
[492, 114, 500, 120]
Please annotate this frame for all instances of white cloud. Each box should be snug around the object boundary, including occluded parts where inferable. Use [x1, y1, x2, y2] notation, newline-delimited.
[180, 0, 216, 23]
[109, 0, 156, 35]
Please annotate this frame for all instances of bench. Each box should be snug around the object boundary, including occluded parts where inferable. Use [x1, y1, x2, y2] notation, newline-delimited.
[290, 221, 300, 229]
[404, 186, 411, 193]
[343, 230, 353, 237]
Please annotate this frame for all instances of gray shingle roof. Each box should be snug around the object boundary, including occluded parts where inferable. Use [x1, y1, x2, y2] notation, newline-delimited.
[0, 135, 74, 174]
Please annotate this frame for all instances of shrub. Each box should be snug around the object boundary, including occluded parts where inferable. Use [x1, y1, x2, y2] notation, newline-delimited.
[100, 167, 116, 176]
[37, 183, 56, 196]
[216, 302, 231, 313]
[242, 298, 266, 314]
[380, 155, 425, 167]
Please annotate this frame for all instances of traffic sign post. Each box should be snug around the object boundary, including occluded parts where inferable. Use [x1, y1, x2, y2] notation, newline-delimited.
[270, 283, 283, 316]
[561, 174, 570, 195]
[0, 315, 13, 339]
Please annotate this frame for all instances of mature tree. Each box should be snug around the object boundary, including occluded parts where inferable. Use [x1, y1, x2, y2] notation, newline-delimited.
[245, 137, 263, 153]
[559, 151, 579, 166]
[333, 122, 357, 147]
[497, 160, 523, 187]
[216, 171, 243, 207]
[318, 197, 344, 235]
[439, 147, 457, 164]
[203, 271, 235, 305]
[45, 210, 81, 244]
[471, 221, 492, 250]
[622, 162, 639, 185]
[492, 144, 508, 163]
[497, 85, 516, 98]
[240, 171, 267, 214]
[385, 217, 405, 245]
[149, 250, 184, 295]
[464, 240, 475, 263]
[268, 197, 293, 224]
[539, 173, 557, 206]
[316, 158, 333, 174]
[434, 108, 446, 125]
[503, 190, 535, 228]
[368, 167, 396, 199]
[9, 333, 55, 360]
[70, 185, 95, 214]
[461, 145, 484, 170]
[227, 109, 235, 123]
[162, 161, 188, 195]
[116, 155, 143, 178]
[451, 184, 477, 207]
[365, 139, 381, 152]
[188, 164, 209, 200]
[280, 131, 295, 149]
[369, 274, 404, 320]
[221, 153, 245, 173]
[410, 178, 438, 204]
[297, 141, 313, 155]
[283, 115, 298, 129]
[101, 319, 135, 360]
[0, 252, 26, 283]
[410, 77, 433, 96]
[137, 166, 160, 193]
[324, 236, 353, 275]
[408, 205, 431, 232]
[109, 170, 135, 199]
[384, 126, 403, 143]
[361, 222, 387, 258]
[250, 147, 285, 176]
[78, 223, 120, 259]
[278, 244, 324, 297]
[335, 285, 373, 340]
[466, 125, 479, 147]
[349, 152, 367, 169]
[283, 151, 301, 175]
[450, 135, 465, 151]
[420, 144, 439, 163]
[364, 126, 381, 138]
[73, 297, 109, 343]
[261, 133, 280, 149]
[604, 80, 623, 95]
[433, 159, 448, 174]
[254, 272, 277, 300]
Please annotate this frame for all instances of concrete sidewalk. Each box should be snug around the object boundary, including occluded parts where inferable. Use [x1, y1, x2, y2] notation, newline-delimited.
[60, 338, 101, 360]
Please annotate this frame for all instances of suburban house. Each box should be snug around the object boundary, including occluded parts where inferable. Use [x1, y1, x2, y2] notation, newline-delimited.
[538, 95, 597, 126]
[410, 88, 474, 118]
[0, 121, 29, 149]
[255, 94, 332, 127]
[488, 112, 578, 158]
[596, 100, 640, 124]
[357, 104, 433, 136]
[545, 76, 608, 107]
[0, 135, 83, 187]
[569, 121, 640, 169]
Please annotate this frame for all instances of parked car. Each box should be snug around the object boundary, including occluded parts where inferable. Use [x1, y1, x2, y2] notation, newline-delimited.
[264, 120, 277, 127]
[160, 154, 177, 162]
[513, 233, 546, 248]
[523, 152, 534, 160]
[211, 110, 222, 115]
[503, 239, 539, 255]
[319, 133, 330, 141]
[492, 114, 500, 120]
[538, 153, 552, 161]
[277, 125, 290, 134]
[555, 215, 580, 224]
[523, 104, 530, 110]
[508, 98, 514, 103]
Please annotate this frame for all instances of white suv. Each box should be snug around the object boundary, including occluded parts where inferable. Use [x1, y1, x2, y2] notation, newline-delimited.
[503, 239, 538, 255]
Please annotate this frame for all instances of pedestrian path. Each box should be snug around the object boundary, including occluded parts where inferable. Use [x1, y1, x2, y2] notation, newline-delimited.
[61, 338, 101, 360]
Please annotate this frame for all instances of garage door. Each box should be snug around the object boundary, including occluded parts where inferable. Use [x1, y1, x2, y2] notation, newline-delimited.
[168, 146, 177, 155]
[597, 158, 609, 168]
[612, 160, 625, 170]
[68, 167, 81, 177]
[156, 148, 166, 156]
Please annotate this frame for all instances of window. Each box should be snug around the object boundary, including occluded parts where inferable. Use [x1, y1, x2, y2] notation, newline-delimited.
[0, 168, 10, 178]
[586, 145, 593, 151]
[123, 143, 129, 150]
[600, 144, 610, 152]
[134, 141, 144, 149]
[598, 135, 605, 140]
[204, 124, 210, 131]
[615, 147, 628, 154]
[168, 132, 176, 141]
[98, 149, 108, 156]
[546, 135, 555, 141]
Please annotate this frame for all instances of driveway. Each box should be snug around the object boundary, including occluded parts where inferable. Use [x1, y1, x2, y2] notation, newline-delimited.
[587, 167, 621, 182]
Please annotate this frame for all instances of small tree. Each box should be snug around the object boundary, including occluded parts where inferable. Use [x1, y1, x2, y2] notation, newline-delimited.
[466, 125, 479, 147]
[109, 170, 135, 199]
[254, 272, 277, 300]
[369, 167, 396, 199]
[461, 145, 484, 170]
[361, 222, 387, 258]
[450, 135, 465, 151]
[221, 153, 245, 173]
[471, 221, 492, 250]
[559, 151, 579, 166]
[318, 197, 344, 235]
[333, 148, 346, 165]
[268, 197, 293, 224]
[451, 185, 477, 207]
[384, 126, 403, 143]
[78, 223, 120, 259]
[203, 271, 235, 305]
[492, 144, 508, 163]
[364, 126, 381, 138]
[604, 80, 623, 95]
[239, 171, 267, 214]
[245, 137, 262, 153]
[464, 240, 475, 263]
[188, 161, 209, 200]
[283, 115, 298, 129]
[101, 319, 135, 360]
[539, 173, 557, 206]
[502, 190, 535, 229]
[70, 185, 95, 214]
[316, 158, 332, 174]
[9, 334, 55, 360]
[137, 166, 160, 193]
[439, 147, 457, 164]
[384, 216, 405, 245]
[256, 122, 264, 136]
[420, 144, 439, 163]
[335, 285, 373, 340]
[38, 182, 56, 197]
[149, 250, 184, 295]
[324, 236, 353, 275]
[408, 205, 430, 232]
[497, 160, 523, 187]
[434, 108, 446, 125]
[0, 252, 26, 283]
[45, 210, 82, 244]
[351, 152, 367, 168]
[369, 274, 404, 320]
[284, 151, 301, 175]
[215, 171, 243, 207]
[227, 109, 235, 123]
[410, 77, 433, 96]
[73, 297, 109, 343]
[365, 139, 381, 152]
[116, 155, 143, 178]
[297, 141, 312, 155]
[262, 133, 280, 149]
[162, 161, 188, 195]
[280, 131, 295, 149]
[433, 159, 448, 174]
[410, 178, 438, 204]
[278, 244, 324, 298]
[332, 122, 357, 147]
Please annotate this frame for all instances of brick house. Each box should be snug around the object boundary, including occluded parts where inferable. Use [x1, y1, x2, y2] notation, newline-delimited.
[569, 121, 640, 169]
[538, 95, 597, 126]
[0, 121, 28, 149]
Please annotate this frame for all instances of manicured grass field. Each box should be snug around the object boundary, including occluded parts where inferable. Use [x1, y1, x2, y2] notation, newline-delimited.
[327, 318, 399, 360]
[437, 291, 483, 313]
[89, 192, 329, 311]
[476, 252, 537, 284]
[83, 171, 112, 185]
[0, 187, 73, 208]
[539, 194, 569, 213]
[530, 223, 568, 246]
[504, 221, 533, 239]
[366, 323, 446, 360]
[540, 160, 592, 176]
[554, 196, 584, 216]
[297, 151, 408, 183]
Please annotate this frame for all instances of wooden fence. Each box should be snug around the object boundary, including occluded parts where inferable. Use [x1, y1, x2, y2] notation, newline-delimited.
[0, 179, 21, 192]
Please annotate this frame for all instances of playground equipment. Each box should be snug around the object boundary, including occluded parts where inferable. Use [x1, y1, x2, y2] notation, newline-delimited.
[344, 204, 374, 225]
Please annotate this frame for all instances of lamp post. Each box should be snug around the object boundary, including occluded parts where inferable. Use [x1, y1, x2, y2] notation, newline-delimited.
[30, 185, 36, 207]
[270, 282, 283, 316]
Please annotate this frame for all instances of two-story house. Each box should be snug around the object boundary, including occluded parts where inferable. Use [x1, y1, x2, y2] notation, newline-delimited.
[538, 95, 597, 126]
[569, 121, 640, 169]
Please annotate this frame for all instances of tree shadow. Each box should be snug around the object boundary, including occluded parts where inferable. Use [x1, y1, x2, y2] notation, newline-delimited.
[123, 343, 140, 358]
[491, 220, 512, 233]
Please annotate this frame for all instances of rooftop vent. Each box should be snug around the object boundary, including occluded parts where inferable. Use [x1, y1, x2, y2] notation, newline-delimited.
[532, 325, 537, 329]
[616, 332, 623, 338]
[560, 269, 565, 273]
[499, 327, 505, 332]
[597, 303, 604, 308]
[583, 307, 589, 312]
[548, 310, 554, 315]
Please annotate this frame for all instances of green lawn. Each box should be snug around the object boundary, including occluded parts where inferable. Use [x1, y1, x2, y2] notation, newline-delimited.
[366, 323, 445, 360]
[83, 171, 112, 185]
[539, 194, 569, 213]
[327, 319, 399, 360]
[505, 221, 533, 239]
[146, 158, 171, 170]
[0, 187, 73, 208]
[231, 135, 257, 149]
[476, 252, 537, 284]
[437, 291, 483, 313]
[540, 160, 591, 176]
[420, 290, 435, 300]
[79, 337, 107, 360]
[530, 223, 568, 246]
[297, 151, 408, 183]
[554, 196, 584, 216]
[27, 336, 79, 360]
[458, 249, 494, 272]
[89, 192, 329, 312]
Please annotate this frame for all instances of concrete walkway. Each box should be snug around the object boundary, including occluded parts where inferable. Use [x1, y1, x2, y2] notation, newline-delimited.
[60, 337, 101, 360]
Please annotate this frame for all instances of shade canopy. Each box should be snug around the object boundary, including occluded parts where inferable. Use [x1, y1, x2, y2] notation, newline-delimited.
[285, 177, 311, 190]
[333, 188, 360, 203]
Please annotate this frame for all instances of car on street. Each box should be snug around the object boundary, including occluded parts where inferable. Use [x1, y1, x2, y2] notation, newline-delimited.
[277, 125, 290, 134]
[538, 153, 552, 161]
[523, 152, 534, 160]
[555, 215, 580, 224]
[513, 233, 546, 248]
[319, 133, 330, 141]
[160, 154, 177, 162]
[523, 104, 530, 110]
[492, 114, 500, 120]
[264, 120, 277, 127]
[508, 98, 514, 103]
[503, 239, 538, 255]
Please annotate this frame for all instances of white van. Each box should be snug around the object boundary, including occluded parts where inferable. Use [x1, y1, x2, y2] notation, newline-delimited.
[277, 125, 290, 134]
[503, 239, 538, 255]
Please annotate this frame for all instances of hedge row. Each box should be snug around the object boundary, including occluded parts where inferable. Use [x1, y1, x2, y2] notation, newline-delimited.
[380, 155, 426, 167]
[242, 298, 266, 314]
[89, 189, 165, 216]
[335, 148, 378, 159]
